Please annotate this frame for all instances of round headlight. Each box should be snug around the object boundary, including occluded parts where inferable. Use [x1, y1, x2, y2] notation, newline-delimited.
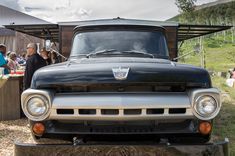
[195, 95, 217, 117]
[26, 95, 49, 118]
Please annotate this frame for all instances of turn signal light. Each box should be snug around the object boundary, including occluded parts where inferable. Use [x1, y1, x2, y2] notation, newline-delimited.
[32, 123, 45, 135]
[199, 121, 212, 135]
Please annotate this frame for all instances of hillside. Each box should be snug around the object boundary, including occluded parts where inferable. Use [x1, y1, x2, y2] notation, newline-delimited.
[195, 0, 234, 10]
[179, 36, 235, 71]
[169, 1, 235, 25]
[169, 0, 235, 73]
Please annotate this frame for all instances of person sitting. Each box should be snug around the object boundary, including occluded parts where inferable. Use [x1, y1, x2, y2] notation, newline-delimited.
[7, 52, 20, 72]
[226, 68, 235, 87]
[231, 68, 235, 79]
[0, 44, 10, 74]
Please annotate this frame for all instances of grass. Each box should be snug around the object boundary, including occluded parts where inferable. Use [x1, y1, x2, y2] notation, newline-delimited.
[179, 36, 235, 72]
[213, 101, 235, 155]
[212, 76, 235, 154]
[179, 34, 235, 154]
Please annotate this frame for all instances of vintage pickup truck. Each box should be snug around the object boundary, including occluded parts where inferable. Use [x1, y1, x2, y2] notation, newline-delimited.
[21, 19, 221, 144]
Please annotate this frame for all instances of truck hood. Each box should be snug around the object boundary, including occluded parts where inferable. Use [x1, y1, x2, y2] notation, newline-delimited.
[31, 57, 211, 89]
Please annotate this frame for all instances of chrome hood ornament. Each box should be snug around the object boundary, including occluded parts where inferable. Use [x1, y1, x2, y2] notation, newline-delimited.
[112, 67, 130, 80]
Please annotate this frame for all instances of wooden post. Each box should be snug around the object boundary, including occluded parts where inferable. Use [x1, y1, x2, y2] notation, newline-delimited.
[200, 36, 204, 68]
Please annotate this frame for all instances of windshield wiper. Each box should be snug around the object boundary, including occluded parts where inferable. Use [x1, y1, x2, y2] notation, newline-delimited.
[123, 50, 154, 58]
[86, 49, 118, 58]
[72, 49, 155, 59]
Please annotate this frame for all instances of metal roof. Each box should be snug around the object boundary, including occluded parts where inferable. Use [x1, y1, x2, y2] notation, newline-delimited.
[4, 19, 232, 42]
[5, 24, 59, 42]
[58, 18, 179, 27]
[0, 28, 15, 36]
[178, 24, 232, 41]
[0, 5, 51, 28]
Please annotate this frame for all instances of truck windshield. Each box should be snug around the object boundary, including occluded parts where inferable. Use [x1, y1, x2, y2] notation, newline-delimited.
[71, 30, 169, 58]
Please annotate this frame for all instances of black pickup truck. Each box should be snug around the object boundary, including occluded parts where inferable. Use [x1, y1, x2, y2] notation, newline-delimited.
[21, 19, 221, 144]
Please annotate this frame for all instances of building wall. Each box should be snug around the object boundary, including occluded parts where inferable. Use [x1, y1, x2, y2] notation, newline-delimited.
[60, 26, 74, 59]
[15, 32, 44, 54]
[0, 28, 45, 55]
[165, 26, 178, 59]
[0, 35, 16, 52]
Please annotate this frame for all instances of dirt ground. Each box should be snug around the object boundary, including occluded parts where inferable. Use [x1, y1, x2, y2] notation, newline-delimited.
[0, 119, 33, 156]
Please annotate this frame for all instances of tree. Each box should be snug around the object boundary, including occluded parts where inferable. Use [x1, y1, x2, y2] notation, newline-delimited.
[175, 0, 197, 13]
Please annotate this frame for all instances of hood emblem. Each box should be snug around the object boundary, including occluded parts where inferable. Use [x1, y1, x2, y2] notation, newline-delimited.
[112, 67, 130, 80]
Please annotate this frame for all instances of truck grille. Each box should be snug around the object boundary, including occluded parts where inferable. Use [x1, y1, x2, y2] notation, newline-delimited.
[56, 108, 187, 115]
[49, 93, 193, 121]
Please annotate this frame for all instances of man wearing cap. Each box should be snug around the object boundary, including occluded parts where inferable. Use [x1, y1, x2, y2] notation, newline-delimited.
[0, 44, 10, 74]
[24, 43, 47, 90]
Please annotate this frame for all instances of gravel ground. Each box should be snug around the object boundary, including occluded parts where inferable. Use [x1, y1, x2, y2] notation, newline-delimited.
[0, 118, 34, 156]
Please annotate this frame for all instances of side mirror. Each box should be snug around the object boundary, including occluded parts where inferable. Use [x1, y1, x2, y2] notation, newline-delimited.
[45, 40, 51, 51]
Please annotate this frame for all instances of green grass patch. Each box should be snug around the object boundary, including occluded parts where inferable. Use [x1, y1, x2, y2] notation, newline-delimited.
[213, 102, 235, 154]
[179, 37, 235, 72]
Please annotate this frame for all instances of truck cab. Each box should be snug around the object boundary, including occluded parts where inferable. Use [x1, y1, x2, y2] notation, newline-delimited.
[21, 19, 221, 143]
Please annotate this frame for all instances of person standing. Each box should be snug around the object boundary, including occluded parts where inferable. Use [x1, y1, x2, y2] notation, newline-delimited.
[40, 48, 51, 65]
[0, 44, 10, 74]
[24, 43, 47, 90]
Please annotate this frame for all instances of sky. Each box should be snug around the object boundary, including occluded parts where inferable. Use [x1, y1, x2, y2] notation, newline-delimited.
[0, 0, 217, 23]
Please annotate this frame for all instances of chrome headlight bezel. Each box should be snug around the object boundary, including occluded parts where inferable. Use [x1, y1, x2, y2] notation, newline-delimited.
[26, 95, 49, 117]
[21, 89, 53, 121]
[194, 95, 218, 118]
[190, 88, 221, 120]
[23, 94, 50, 121]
